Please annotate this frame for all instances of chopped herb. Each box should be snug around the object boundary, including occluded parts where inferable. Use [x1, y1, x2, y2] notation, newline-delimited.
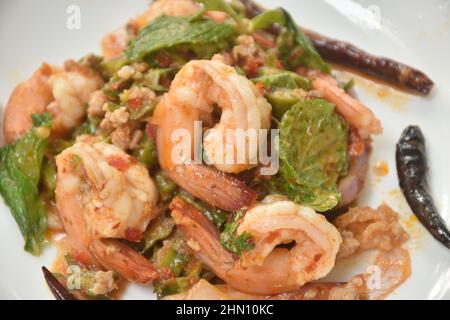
[154, 171, 178, 202]
[128, 100, 157, 120]
[153, 260, 206, 298]
[64, 254, 119, 299]
[142, 214, 175, 252]
[132, 135, 157, 168]
[71, 116, 101, 138]
[134, 68, 175, 93]
[220, 209, 254, 256]
[342, 78, 355, 92]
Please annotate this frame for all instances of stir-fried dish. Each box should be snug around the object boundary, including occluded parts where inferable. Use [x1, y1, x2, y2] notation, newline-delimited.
[2, 0, 440, 300]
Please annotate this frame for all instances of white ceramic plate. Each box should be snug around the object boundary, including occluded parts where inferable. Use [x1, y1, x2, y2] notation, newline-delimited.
[0, 0, 449, 300]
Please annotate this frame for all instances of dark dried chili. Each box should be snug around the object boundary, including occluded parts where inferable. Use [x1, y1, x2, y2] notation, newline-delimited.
[304, 30, 434, 95]
[396, 126, 450, 249]
[241, 0, 434, 95]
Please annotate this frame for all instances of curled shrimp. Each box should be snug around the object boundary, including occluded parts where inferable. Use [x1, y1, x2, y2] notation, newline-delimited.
[168, 202, 411, 300]
[3, 60, 103, 143]
[334, 205, 410, 299]
[55, 136, 169, 284]
[170, 196, 342, 295]
[308, 71, 382, 137]
[165, 246, 410, 300]
[101, 0, 201, 59]
[153, 57, 272, 173]
[152, 57, 271, 210]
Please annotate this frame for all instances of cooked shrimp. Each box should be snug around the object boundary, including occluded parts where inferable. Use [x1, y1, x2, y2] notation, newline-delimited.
[56, 137, 158, 240]
[101, 27, 132, 60]
[170, 196, 342, 295]
[154, 57, 272, 173]
[3, 60, 103, 143]
[101, 0, 201, 59]
[335, 204, 409, 259]
[152, 57, 270, 210]
[237, 198, 342, 280]
[163, 279, 262, 300]
[55, 137, 167, 284]
[366, 247, 410, 300]
[334, 205, 410, 300]
[48, 61, 103, 135]
[164, 278, 364, 300]
[166, 247, 410, 300]
[3, 63, 54, 143]
[135, 0, 200, 28]
[308, 71, 382, 137]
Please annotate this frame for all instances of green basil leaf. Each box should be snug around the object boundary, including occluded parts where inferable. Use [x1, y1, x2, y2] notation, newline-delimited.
[125, 16, 237, 61]
[278, 99, 348, 212]
[0, 113, 51, 254]
[250, 7, 330, 73]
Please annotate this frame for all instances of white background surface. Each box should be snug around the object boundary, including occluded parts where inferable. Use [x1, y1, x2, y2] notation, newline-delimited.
[0, 0, 449, 299]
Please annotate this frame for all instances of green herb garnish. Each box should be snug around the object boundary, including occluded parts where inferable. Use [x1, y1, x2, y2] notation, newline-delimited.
[0, 113, 51, 254]
[220, 209, 254, 256]
[250, 8, 330, 73]
[276, 99, 348, 212]
[125, 16, 237, 61]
